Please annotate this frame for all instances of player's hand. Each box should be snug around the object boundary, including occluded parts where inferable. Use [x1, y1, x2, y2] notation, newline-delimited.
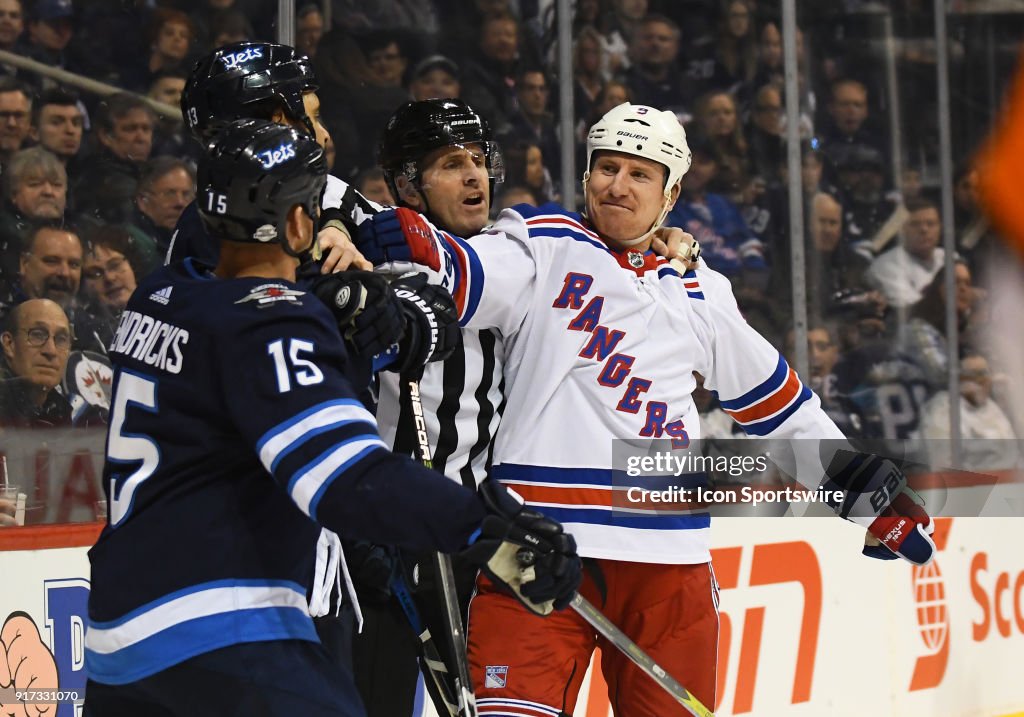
[460, 479, 582, 616]
[862, 486, 935, 564]
[317, 221, 372, 273]
[0, 614, 60, 717]
[310, 271, 404, 358]
[826, 451, 936, 565]
[388, 273, 461, 375]
[356, 208, 441, 272]
[651, 226, 701, 271]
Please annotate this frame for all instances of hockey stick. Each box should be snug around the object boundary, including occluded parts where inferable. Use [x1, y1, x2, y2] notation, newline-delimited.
[403, 374, 479, 717]
[570, 593, 714, 717]
[391, 570, 462, 717]
[517, 550, 714, 717]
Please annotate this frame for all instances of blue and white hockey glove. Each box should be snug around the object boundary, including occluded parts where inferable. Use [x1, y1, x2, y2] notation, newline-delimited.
[824, 451, 936, 565]
[461, 479, 582, 616]
[356, 207, 441, 272]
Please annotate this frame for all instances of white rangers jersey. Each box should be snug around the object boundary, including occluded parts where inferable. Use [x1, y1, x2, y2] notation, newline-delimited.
[410, 203, 845, 564]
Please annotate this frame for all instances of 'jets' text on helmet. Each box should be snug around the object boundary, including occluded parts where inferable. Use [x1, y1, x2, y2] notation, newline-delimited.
[197, 118, 326, 256]
[182, 42, 318, 141]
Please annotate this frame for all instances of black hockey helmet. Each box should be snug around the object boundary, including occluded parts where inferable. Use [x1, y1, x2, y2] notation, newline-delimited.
[378, 98, 504, 202]
[197, 119, 326, 256]
[182, 42, 318, 142]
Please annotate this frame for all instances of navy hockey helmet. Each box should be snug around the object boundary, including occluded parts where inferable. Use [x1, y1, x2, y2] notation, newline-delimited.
[378, 98, 504, 202]
[182, 42, 318, 142]
[197, 119, 327, 256]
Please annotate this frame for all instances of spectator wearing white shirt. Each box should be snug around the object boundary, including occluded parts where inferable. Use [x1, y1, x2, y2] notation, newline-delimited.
[920, 353, 1019, 471]
[867, 197, 944, 308]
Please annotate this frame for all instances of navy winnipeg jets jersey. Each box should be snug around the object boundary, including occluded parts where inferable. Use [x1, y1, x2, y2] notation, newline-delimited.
[85, 259, 483, 685]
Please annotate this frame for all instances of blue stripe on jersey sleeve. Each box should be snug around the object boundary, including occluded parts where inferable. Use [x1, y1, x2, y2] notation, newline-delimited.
[256, 398, 378, 474]
[740, 384, 813, 436]
[719, 354, 789, 411]
[527, 225, 609, 253]
[445, 232, 486, 324]
[284, 435, 388, 518]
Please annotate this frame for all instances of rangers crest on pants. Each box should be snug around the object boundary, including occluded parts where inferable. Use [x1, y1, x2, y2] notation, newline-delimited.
[484, 665, 508, 689]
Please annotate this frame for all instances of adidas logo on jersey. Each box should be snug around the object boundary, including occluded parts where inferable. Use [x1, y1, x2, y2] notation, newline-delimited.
[149, 287, 173, 305]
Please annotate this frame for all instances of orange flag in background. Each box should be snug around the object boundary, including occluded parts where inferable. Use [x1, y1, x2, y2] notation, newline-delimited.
[977, 50, 1024, 260]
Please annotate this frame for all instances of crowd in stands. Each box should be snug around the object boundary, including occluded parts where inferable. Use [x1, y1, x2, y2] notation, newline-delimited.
[0, 0, 1018, 474]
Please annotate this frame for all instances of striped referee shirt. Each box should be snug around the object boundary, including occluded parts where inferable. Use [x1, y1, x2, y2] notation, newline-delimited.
[323, 177, 505, 490]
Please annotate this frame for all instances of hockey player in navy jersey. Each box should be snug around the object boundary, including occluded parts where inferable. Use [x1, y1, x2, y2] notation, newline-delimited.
[166, 40, 371, 271]
[356, 103, 937, 715]
[83, 120, 581, 717]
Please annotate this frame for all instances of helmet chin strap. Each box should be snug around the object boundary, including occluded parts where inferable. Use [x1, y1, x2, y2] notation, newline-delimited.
[581, 170, 674, 249]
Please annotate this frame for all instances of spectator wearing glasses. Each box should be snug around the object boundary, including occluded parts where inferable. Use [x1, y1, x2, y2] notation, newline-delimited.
[79, 226, 137, 346]
[128, 156, 195, 272]
[0, 77, 32, 165]
[0, 297, 73, 427]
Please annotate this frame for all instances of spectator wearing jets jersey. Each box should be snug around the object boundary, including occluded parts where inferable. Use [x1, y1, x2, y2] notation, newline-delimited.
[83, 118, 581, 717]
[357, 102, 938, 716]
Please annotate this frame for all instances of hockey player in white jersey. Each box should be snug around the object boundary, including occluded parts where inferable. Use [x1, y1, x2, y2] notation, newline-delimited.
[315, 98, 702, 717]
[356, 102, 937, 715]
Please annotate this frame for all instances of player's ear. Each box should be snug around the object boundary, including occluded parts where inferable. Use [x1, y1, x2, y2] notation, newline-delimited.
[284, 204, 314, 254]
[666, 182, 681, 210]
[395, 175, 423, 209]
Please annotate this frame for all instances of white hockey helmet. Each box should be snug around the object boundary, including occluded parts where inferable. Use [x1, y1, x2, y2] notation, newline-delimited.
[584, 103, 691, 246]
[586, 102, 691, 189]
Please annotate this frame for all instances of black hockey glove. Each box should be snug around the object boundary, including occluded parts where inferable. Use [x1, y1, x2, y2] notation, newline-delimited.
[310, 271, 405, 358]
[460, 479, 582, 616]
[387, 272, 461, 375]
[343, 540, 398, 604]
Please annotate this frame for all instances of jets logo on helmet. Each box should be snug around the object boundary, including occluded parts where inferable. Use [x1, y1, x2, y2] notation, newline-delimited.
[220, 46, 264, 69]
[182, 42, 319, 141]
[258, 142, 297, 170]
[197, 119, 326, 257]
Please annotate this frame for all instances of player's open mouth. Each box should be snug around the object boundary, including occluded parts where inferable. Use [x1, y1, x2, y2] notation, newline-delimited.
[463, 195, 484, 206]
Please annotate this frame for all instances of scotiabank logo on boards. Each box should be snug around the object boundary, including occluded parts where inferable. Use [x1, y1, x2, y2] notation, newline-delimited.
[909, 517, 952, 692]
